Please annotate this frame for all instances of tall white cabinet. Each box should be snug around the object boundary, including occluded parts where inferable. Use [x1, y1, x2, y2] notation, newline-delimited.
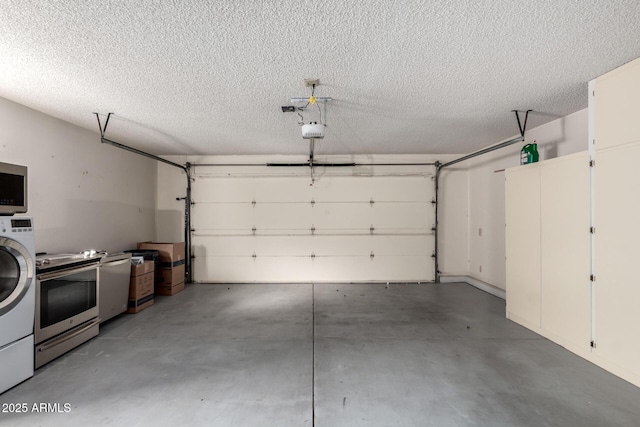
[506, 152, 591, 355]
[591, 57, 640, 387]
[506, 56, 640, 388]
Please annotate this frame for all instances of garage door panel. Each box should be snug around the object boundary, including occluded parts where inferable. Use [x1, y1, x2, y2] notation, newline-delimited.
[192, 203, 253, 230]
[311, 176, 433, 202]
[253, 203, 313, 230]
[311, 203, 373, 229]
[193, 256, 252, 283]
[193, 255, 313, 283]
[310, 203, 433, 231]
[311, 235, 433, 256]
[312, 256, 432, 282]
[254, 177, 316, 203]
[192, 177, 255, 202]
[371, 203, 433, 229]
[192, 235, 433, 257]
[191, 165, 435, 282]
[193, 236, 314, 257]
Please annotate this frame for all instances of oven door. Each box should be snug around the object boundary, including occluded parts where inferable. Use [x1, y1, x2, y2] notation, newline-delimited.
[0, 236, 34, 317]
[35, 264, 98, 344]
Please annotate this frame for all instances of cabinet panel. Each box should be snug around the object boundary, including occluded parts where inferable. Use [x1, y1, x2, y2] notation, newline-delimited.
[505, 165, 541, 327]
[540, 153, 591, 350]
[594, 142, 640, 379]
[594, 57, 640, 151]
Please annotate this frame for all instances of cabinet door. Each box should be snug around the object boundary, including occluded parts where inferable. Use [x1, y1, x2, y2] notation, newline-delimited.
[594, 141, 640, 380]
[505, 166, 541, 327]
[540, 153, 591, 351]
[594, 57, 640, 151]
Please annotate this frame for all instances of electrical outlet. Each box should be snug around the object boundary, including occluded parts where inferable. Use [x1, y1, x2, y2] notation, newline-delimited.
[304, 78, 319, 87]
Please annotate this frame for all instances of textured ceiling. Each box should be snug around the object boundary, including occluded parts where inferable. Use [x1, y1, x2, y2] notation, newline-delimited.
[1, 1, 640, 156]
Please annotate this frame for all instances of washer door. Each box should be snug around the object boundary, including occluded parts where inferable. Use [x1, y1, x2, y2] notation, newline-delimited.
[0, 237, 34, 316]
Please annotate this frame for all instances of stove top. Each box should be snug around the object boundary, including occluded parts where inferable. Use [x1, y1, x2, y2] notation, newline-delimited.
[36, 251, 105, 273]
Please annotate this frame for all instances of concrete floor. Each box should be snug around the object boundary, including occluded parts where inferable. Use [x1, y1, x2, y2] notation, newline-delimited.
[1, 282, 639, 426]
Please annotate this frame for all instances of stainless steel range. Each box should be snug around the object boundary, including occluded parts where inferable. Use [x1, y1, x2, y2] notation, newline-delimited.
[34, 252, 103, 368]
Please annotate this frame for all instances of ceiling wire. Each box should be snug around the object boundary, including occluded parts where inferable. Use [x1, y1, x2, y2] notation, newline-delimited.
[298, 84, 324, 125]
[298, 84, 316, 114]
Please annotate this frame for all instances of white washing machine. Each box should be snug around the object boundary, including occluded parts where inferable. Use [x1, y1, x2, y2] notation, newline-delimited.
[0, 216, 35, 394]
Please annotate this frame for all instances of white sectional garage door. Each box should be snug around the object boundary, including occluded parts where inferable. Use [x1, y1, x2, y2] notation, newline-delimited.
[190, 165, 435, 283]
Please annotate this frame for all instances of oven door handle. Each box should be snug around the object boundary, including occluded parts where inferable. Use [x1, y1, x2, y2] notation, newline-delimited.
[36, 319, 101, 353]
[37, 263, 98, 281]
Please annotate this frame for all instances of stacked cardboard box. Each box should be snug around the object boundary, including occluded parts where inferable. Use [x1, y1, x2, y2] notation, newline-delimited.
[127, 260, 155, 313]
[137, 242, 185, 295]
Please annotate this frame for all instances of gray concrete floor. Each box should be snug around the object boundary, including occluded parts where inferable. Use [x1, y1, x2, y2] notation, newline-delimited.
[1, 282, 639, 426]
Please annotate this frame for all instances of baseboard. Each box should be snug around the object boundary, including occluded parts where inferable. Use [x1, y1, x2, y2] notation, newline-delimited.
[439, 275, 506, 300]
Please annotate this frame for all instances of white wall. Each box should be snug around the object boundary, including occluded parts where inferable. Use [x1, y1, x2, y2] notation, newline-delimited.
[156, 160, 188, 243]
[437, 166, 468, 275]
[459, 109, 589, 289]
[0, 96, 157, 254]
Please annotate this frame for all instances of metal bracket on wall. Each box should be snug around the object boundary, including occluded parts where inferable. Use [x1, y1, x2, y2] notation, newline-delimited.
[370, 225, 375, 235]
[93, 112, 112, 137]
[311, 225, 316, 235]
[311, 199, 315, 207]
[252, 226, 257, 235]
[512, 109, 533, 138]
[370, 198, 375, 206]
[370, 251, 375, 260]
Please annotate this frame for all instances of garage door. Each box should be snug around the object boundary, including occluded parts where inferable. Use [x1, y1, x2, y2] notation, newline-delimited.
[191, 165, 435, 283]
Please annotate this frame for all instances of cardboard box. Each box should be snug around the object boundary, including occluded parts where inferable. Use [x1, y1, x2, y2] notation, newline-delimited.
[136, 242, 185, 268]
[127, 296, 154, 313]
[158, 264, 185, 286]
[130, 260, 154, 277]
[127, 263, 155, 313]
[156, 281, 184, 296]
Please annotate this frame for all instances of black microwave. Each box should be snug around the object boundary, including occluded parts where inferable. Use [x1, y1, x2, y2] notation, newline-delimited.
[0, 161, 28, 215]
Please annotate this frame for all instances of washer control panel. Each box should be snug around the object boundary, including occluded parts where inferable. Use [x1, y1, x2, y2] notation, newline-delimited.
[0, 217, 33, 234]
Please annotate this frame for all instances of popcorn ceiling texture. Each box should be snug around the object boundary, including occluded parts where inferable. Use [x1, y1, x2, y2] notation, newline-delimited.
[1, 1, 639, 155]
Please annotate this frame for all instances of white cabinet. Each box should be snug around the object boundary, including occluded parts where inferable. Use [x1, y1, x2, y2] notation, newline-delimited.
[505, 165, 541, 327]
[589, 56, 640, 387]
[593, 58, 640, 151]
[506, 152, 591, 354]
[507, 56, 640, 388]
[592, 141, 640, 384]
[539, 154, 591, 352]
